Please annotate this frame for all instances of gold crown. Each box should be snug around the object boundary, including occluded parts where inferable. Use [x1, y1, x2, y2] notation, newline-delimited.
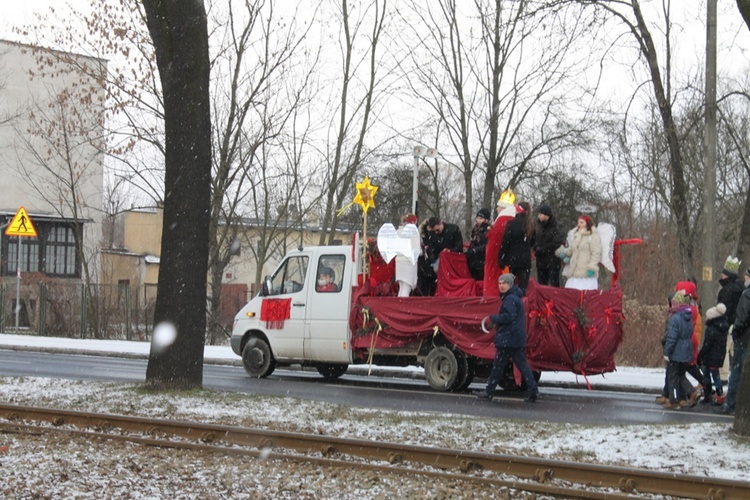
[723, 256, 740, 274]
[497, 189, 516, 206]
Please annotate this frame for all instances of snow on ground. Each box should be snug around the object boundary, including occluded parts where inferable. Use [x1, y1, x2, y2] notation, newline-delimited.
[0, 333, 749, 498]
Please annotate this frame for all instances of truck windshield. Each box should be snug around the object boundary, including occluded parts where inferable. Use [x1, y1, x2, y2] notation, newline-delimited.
[269, 256, 309, 295]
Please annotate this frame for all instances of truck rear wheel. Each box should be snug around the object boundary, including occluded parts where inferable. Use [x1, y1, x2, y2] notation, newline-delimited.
[452, 353, 475, 392]
[424, 346, 459, 391]
[242, 337, 276, 378]
[316, 364, 348, 379]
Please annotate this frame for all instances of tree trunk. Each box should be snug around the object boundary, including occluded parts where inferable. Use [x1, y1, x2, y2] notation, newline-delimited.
[732, 0, 750, 437]
[142, 0, 212, 390]
[738, 0, 750, 30]
[735, 349, 750, 435]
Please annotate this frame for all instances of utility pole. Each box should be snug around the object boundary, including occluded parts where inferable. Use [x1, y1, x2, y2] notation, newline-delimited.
[702, 0, 718, 304]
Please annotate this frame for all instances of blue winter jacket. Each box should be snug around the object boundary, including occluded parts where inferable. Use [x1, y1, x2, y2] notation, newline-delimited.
[490, 284, 526, 349]
[663, 306, 694, 363]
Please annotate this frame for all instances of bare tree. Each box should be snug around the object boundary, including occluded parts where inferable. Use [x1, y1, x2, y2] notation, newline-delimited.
[142, 0, 212, 390]
[398, 0, 594, 232]
[575, 0, 693, 274]
[204, 0, 318, 343]
[317, 0, 389, 245]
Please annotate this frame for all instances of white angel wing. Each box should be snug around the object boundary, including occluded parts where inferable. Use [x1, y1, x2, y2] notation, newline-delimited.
[397, 223, 422, 264]
[597, 222, 616, 273]
[377, 223, 421, 264]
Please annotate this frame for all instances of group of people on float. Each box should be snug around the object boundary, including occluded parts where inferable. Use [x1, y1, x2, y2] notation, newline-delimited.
[659, 258, 747, 415]
[410, 193, 602, 294]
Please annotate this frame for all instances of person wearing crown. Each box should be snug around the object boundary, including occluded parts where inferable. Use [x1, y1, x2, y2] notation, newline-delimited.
[482, 189, 518, 297]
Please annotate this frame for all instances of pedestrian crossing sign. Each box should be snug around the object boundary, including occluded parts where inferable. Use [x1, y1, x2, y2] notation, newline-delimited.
[5, 207, 38, 237]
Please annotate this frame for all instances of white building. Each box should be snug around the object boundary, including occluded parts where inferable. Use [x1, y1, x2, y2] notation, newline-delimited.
[0, 39, 105, 283]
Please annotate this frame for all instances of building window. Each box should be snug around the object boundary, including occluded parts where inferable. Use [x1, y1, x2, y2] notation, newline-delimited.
[3, 221, 81, 278]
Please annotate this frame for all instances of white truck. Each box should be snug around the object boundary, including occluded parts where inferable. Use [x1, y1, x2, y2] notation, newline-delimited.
[231, 242, 501, 391]
[231, 241, 625, 391]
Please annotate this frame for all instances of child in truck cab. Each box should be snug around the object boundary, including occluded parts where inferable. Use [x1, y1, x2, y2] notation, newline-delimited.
[316, 267, 338, 293]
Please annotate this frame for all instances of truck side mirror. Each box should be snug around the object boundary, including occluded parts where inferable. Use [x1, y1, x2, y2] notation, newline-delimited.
[261, 275, 273, 296]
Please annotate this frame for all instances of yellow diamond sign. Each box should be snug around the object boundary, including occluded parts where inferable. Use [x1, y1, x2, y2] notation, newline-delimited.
[5, 207, 38, 238]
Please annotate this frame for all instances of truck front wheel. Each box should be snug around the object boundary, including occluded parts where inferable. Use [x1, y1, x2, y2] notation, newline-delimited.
[242, 337, 276, 378]
[424, 346, 459, 391]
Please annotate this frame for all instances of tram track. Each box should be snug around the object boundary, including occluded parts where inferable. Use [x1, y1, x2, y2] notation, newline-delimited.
[1, 403, 747, 499]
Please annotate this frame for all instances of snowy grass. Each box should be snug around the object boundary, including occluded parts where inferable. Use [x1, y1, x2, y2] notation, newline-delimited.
[1, 376, 749, 482]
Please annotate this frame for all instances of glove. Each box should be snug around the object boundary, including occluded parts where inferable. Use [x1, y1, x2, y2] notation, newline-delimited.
[663, 356, 669, 362]
[586, 269, 595, 277]
[563, 256, 570, 264]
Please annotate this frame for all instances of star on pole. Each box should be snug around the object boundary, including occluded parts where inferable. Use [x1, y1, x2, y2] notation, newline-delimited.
[353, 176, 378, 213]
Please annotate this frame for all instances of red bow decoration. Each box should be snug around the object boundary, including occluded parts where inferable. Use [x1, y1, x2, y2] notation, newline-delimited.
[260, 298, 291, 329]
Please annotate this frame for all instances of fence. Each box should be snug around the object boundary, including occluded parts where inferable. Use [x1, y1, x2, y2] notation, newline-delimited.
[0, 282, 158, 341]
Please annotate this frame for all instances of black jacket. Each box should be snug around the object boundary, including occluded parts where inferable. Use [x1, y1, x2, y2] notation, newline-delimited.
[698, 315, 730, 368]
[718, 276, 744, 325]
[498, 212, 535, 269]
[534, 215, 564, 269]
[732, 284, 750, 348]
[424, 222, 464, 264]
[466, 221, 490, 277]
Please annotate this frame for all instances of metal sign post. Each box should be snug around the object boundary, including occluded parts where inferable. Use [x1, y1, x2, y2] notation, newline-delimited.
[5, 207, 38, 332]
[15, 236, 21, 331]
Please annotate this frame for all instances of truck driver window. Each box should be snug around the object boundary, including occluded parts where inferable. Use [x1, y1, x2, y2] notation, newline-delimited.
[316, 255, 345, 293]
[269, 256, 309, 295]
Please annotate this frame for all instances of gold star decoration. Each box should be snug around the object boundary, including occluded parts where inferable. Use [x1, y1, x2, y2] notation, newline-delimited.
[353, 176, 378, 213]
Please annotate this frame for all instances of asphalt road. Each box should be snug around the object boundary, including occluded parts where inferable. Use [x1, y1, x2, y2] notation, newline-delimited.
[0, 349, 732, 426]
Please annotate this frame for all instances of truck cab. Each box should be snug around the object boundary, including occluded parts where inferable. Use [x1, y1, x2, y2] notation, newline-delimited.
[231, 245, 356, 379]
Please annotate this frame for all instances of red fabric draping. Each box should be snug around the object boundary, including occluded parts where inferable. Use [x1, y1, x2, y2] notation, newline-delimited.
[364, 252, 396, 295]
[260, 298, 291, 329]
[612, 238, 641, 287]
[524, 280, 623, 375]
[483, 215, 514, 296]
[349, 280, 624, 375]
[350, 295, 499, 359]
[435, 252, 480, 297]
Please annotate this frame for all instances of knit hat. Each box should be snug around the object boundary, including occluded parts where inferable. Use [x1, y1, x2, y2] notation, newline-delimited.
[538, 204, 553, 217]
[722, 256, 741, 278]
[476, 208, 491, 220]
[402, 213, 418, 225]
[672, 290, 691, 306]
[706, 303, 727, 320]
[674, 280, 698, 301]
[498, 273, 515, 286]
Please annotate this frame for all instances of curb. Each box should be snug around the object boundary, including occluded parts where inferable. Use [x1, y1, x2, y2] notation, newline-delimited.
[0, 343, 659, 394]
